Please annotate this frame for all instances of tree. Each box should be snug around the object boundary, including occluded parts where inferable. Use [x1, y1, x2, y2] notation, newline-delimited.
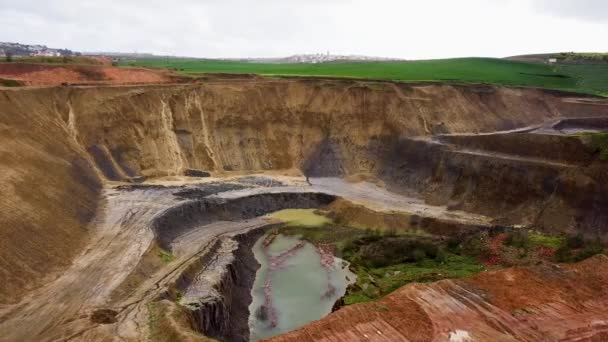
[5, 52, 13, 62]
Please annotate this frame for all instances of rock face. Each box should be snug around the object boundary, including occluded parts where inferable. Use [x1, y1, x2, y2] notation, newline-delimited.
[268, 255, 608, 342]
[0, 78, 607, 307]
[151, 192, 336, 249]
[178, 229, 266, 342]
[376, 133, 608, 238]
[184, 169, 211, 177]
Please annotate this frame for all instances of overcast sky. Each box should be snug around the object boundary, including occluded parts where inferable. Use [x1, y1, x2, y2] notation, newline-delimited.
[0, 0, 606, 59]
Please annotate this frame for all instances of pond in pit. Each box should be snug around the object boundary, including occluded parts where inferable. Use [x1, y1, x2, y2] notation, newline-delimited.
[248, 233, 355, 341]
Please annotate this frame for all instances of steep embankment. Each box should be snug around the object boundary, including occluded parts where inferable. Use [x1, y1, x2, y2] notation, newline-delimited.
[0, 88, 101, 304]
[55, 80, 606, 178]
[0, 78, 606, 305]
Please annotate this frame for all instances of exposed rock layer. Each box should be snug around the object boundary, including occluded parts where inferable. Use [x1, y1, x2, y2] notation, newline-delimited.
[1, 78, 607, 305]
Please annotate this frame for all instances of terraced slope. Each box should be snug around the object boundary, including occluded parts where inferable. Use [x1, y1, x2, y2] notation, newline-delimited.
[0, 77, 608, 342]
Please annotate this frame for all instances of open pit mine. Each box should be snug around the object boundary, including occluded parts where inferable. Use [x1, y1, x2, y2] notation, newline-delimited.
[1, 77, 608, 342]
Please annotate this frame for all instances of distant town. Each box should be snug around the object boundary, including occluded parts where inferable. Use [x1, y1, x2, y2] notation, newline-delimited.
[0, 42, 401, 64]
[0, 42, 78, 57]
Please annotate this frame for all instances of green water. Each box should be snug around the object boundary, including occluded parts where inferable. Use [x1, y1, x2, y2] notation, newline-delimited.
[248, 233, 355, 341]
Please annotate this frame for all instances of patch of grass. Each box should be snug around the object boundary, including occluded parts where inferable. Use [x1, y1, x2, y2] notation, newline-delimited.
[344, 252, 484, 305]
[505, 230, 530, 249]
[528, 232, 565, 249]
[0, 78, 23, 87]
[147, 301, 160, 341]
[348, 237, 443, 268]
[158, 249, 175, 263]
[269, 209, 332, 227]
[280, 224, 367, 246]
[585, 132, 608, 160]
[554, 64, 608, 96]
[555, 234, 605, 263]
[120, 57, 608, 96]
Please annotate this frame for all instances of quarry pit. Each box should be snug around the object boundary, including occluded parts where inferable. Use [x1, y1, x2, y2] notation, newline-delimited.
[1, 77, 608, 341]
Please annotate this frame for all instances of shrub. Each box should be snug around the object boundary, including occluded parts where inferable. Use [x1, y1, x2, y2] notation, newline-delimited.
[555, 234, 604, 262]
[505, 230, 530, 249]
[587, 133, 608, 160]
[436, 248, 448, 263]
[412, 248, 427, 262]
[574, 240, 604, 262]
[446, 236, 463, 253]
[464, 231, 493, 259]
[566, 233, 585, 249]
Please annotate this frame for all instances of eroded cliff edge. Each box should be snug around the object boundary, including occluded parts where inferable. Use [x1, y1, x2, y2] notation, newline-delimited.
[0, 78, 607, 306]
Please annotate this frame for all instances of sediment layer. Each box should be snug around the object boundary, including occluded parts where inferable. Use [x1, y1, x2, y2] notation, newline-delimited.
[1, 78, 608, 341]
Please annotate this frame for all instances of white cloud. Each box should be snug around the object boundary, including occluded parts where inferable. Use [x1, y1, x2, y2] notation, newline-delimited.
[0, 0, 606, 58]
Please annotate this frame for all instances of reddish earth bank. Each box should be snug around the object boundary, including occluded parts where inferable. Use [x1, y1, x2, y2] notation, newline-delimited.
[269, 255, 608, 342]
[0, 62, 188, 85]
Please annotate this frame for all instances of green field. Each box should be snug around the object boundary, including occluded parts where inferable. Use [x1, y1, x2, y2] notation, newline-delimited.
[120, 57, 608, 96]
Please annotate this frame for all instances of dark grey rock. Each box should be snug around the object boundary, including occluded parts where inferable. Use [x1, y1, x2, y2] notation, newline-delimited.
[184, 169, 211, 177]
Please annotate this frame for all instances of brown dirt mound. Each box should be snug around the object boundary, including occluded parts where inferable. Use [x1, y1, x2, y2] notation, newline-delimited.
[0, 62, 187, 86]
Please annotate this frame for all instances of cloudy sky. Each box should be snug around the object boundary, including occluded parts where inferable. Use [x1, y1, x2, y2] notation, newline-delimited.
[0, 0, 606, 59]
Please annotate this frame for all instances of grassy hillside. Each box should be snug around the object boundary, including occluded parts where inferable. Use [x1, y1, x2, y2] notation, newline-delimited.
[120, 57, 608, 96]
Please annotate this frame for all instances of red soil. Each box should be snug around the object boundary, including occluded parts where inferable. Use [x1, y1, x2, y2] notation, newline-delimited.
[267, 255, 608, 341]
[0, 63, 188, 86]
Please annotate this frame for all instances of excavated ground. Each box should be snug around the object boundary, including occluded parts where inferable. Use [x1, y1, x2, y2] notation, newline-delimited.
[0, 62, 191, 86]
[1, 77, 608, 341]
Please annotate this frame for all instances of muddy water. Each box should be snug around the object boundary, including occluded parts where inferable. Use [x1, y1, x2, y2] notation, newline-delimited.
[248, 233, 355, 341]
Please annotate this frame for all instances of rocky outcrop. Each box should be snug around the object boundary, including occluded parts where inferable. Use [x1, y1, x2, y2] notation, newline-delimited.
[375, 134, 608, 238]
[184, 169, 211, 177]
[151, 192, 336, 249]
[177, 229, 267, 342]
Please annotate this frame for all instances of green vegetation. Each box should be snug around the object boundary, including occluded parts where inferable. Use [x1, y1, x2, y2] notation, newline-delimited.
[280, 224, 368, 250]
[555, 52, 608, 64]
[120, 57, 608, 96]
[528, 232, 565, 249]
[554, 64, 608, 96]
[147, 301, 161, 341]
[158, 249, 175, 263]
[555, 234, 605, 263]
[269, 209, 332, 227]
[585, 132, 608, 160]
[277, 218, 485, 305]
[344, 253, 484, 305]
[0, 78, 23, 87]
[275, 208, 604, 307]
